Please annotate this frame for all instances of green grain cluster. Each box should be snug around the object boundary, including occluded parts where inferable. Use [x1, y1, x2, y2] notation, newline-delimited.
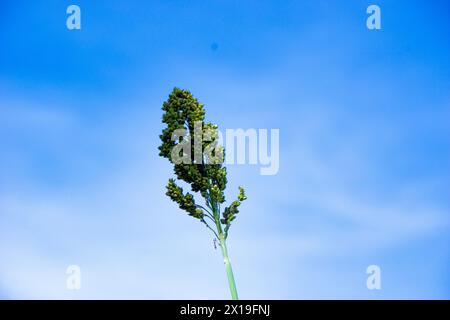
[158, 88, 246, 239]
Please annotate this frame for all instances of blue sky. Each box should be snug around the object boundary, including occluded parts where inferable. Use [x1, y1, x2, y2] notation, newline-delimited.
[0, 0, 449, 299]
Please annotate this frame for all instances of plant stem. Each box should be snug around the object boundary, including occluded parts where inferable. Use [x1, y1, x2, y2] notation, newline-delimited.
[219, 233, 238, 300]
[208, 193, 239, 300]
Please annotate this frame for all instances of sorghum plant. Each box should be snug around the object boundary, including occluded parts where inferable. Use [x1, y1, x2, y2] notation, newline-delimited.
[158, 88, 246, 300]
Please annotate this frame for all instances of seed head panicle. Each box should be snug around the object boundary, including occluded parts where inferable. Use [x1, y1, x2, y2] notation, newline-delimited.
[159, 88, 246, 236]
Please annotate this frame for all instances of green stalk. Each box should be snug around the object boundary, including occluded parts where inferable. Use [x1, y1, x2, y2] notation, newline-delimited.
[209, 195, 239, 300]
[219, 233, 238, 300]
